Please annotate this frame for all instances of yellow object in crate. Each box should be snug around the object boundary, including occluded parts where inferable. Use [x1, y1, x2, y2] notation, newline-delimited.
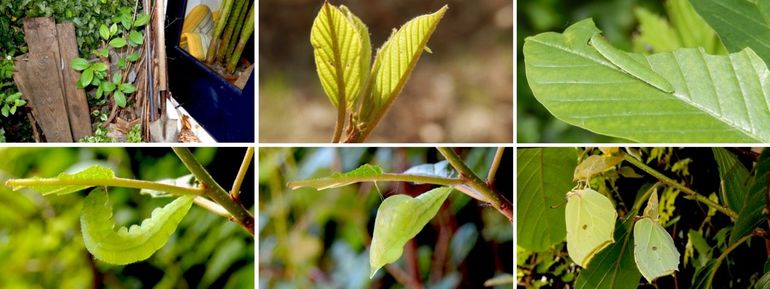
[180, 5, 218, 60]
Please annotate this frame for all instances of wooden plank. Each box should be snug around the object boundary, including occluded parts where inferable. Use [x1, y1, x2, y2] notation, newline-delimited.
[56, 22, 92, 140]
[14, 53, 73, 142]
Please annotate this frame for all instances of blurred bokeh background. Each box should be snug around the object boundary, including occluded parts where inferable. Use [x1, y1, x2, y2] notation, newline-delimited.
[0, 148, 254, 289]
[260, 0, 513, 143]
[517, 0, 670, 143]
[259, 147, 513, 288]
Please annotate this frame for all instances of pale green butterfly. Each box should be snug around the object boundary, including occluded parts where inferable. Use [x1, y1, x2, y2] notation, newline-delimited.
[633, 191, 680, 282]
[565, 188, 617, 267]
[590, 34, 675, 93]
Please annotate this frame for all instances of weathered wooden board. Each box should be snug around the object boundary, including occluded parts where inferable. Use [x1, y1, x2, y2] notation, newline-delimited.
[57, 22, 92, 139]
[14, 53, 73, 142]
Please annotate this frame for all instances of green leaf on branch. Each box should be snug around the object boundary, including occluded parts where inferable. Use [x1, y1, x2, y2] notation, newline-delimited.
[6, 165, 115, 196]
[127, 52, 141, 62]
[80, 188, 193, 265]
[517, 148, 576, 252]
[369, 187, 453, 278]
[99, 24, 110, 40]
[109, 37, 127, 48]
[120, 83, 136, 94]
[712, 148, 749, 212]
[114, 90, 126, 108]
[80, 68, 94, 87]
[91, 62, 108, 72]
[128, 30, 143, 46]
[310, 2, 366, 109]
[524, 19, 770, 142]
[731, 148, 770, 245]
[71, 58, 90, 71]
[134, 13, 150, 27]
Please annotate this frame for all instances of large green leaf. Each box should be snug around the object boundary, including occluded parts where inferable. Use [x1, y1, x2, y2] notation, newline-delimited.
[80, 188, 194, 265]
[369, 187, 452, 278]
[360, 5, 448, 122]
[690, 0, 770, 66]
[524, 19, 770, 142]
[6, 165, 115, 196]
[730, 148, 770, 244]
[574, 212, 641, 289]
[310, 2, 366, 109]
[712, 148, 749, 212]
[516, 148, 576, 252]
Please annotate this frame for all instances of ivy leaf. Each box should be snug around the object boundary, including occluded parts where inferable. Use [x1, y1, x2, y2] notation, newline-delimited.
[360, 5, 447, 122]
[6, 165, 115, 196]
[80, 188, 194, 265]
[369, 187, 453, 278]
[128, 30, 143, 46]
[524, 19, 770, 142]
[114, 90, 126, 108]
[71, 58, 90, 71]
[109, 37, 127, 48]
[99, 24, 109, 40]
[288, 164, 384, 190]
[134, 13, 150, 27]
[310, 2, 365, 109]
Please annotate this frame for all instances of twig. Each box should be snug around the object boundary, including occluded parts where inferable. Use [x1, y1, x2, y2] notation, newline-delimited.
[230, 147, 254, 200]
[5, 177, 205, 196]
[486, 147, 505, 186]
[173, 148, 255, 235]
[437, 147, 513, 222]
[623, 153, 738, 219]
[193, 196, 232, 218]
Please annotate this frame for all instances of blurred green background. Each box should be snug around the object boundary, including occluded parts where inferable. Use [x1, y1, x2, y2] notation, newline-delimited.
[517, 0, 669, 143]
[259, 0, 513, 143]
[259, 147, 513, 288]
[0, 148, 254, 289]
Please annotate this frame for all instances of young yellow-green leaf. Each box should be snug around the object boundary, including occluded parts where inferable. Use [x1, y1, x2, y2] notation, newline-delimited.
[6, 165, 115, 196]
[370, 187, 453, 278]
[633, 217, 680, 282]
[71, 58, 90, 71]
[310, 2, 365, 109]
[288, 163, 384, 190]
[340, 5, 371, 103]
[80, 188, 194, 265]
[362, 5, 447, 120]
[565, 188, 617, 267]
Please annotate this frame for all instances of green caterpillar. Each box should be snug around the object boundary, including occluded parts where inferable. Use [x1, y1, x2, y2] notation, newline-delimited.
[80, 188, 194, 265]
[590, 34, 675, 93]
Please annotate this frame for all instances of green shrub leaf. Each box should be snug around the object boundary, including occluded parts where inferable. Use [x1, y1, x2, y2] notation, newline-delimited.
[114, 90, 126, 108]
[6, 165, 115, 196]
[134, 13, 150, 27]
[128, 30, 143, 46]
[361, 5, 447, 121]
[369, 187, 452, 278]
[80, 188, 193, 265]
[109, 37, 127, 48]
[524, 19, 770, 142]
[99, 24, 110, 40]
[80, 68, 94, 87]
[310, 2, 365, 109]
[71, 58, 90, 71]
